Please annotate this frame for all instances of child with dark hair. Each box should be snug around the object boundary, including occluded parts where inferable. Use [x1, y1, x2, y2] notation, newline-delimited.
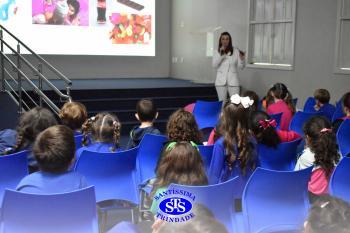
[66, 0, 80, 25]
[313, 89, 335, 121]
[16, 125, 87, 193]
[126, 99, 160, 149]
[267, 83, 295, 130]
[150, 142, 208, 215]
[76, 112, 122, 161]
[250, 111, 300, 148]
[295, 116, 340, 199]
[59, 101, 87, 134]
[305, 195, 350, 233]
[242, 90, 259, 112]
[1, 107, 58, 173]
[208, 94, 258, 184]
[333, 92, 350, 132]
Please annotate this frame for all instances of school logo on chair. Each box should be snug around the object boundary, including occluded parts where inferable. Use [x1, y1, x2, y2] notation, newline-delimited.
[154, 189, 196, 222]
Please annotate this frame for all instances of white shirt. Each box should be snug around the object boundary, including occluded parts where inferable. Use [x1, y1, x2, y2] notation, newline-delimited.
[294, 147, 315, 171]
[212, 48, 245, 87]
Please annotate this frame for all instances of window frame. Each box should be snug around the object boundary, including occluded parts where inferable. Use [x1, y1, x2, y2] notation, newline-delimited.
[334, 0, 350, 74]
[246, 0, 297, 70]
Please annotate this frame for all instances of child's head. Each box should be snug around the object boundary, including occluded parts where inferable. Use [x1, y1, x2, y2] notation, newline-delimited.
[342, 92, 350, 116]
[242, 90, 259, 112]
[270, 83, 295, 113]
[33, 125, 75, 173]
[166, 109, 202, 143]
[250, 111, 280, 148]
[12, 107, 57, 153]
[305, 195, 350, 233]
[220, 94, 255, 173]
[82, 112, 121, 151]
[59, 102, 87, 131]
[155, 141, 208, 188]
[67, 0, 80, 20]
[303, 116, 340, 177]
[135, 99, 158, 123]
[314, 89, 330, 106]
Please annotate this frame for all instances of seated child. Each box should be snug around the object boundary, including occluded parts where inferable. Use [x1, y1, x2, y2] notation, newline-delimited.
[76, 112, 122, 162]
[304, 195, 350, 233]
[17, 125, 87, 194]
[333, 92, 350, 132]
[313, 89, 335, 121]
[266, 83, 295, 131]
[295, 116, 340, 201]
[1, 107, 57, 173]
[59, 101, 87, 135]
[126, 99, 160, 149]
[250, 111, 300, 148]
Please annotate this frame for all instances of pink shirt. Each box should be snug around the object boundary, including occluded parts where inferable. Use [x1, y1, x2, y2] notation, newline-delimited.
[308, 168, 331, 195]
[267, 100, 293, 131]
[276, 130, 300, 142]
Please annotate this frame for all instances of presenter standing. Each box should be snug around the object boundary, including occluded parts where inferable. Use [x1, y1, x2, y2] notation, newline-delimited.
[212, 32, 245, 101]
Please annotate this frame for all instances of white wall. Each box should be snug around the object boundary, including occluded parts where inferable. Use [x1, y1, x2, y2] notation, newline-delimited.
[171, 0, 350, 106]
[40, 0, 171, 80]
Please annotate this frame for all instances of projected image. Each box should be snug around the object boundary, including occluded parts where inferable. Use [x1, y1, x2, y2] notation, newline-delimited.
[0, 0, 18, 21]
[109, 13, 151, 44]
[32, 0, 89, 26]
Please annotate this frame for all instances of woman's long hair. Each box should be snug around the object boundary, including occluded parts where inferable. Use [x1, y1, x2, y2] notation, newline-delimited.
[217, 32, 233, 55]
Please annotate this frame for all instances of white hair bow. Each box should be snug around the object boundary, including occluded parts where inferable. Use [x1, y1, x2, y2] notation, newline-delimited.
[230, 94, 254, 109]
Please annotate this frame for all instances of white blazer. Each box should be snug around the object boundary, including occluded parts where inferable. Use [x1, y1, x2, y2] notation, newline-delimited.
[212, 48, 245, 86]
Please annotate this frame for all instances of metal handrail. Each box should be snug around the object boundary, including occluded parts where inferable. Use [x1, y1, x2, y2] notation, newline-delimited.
[0, 25, 72, 115]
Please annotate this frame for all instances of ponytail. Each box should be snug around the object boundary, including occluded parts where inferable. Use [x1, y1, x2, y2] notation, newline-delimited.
[111, 121, 121, 152]
[82, 116, 97, 146]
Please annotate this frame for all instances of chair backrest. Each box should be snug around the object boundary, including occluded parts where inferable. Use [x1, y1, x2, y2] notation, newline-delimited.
[75, 148, 139, 204]
[198, 145, 214, 172]
[336, 120, 350, 157]
[243, 167, 312, 233]
[330, 157, 350, 203]
[1, 186, 98, 233]
[74, 134, 84, 150]
[269, 112, 283, 129]
[292, 98, 298, 108]
[136, 134, 167, 185]
[168, 177, 240, 233]
[303, 97, 316, 112]
[193, 100, 223, 130]
[258, 139, 302, 171]
[332, 101, 345, 122]
[0, 150, 28, 204]
[289, 111, 322, 136]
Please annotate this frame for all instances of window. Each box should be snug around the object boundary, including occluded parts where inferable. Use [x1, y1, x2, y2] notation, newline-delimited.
[247, 0, 296, 70]
[335, 0, 350, 74]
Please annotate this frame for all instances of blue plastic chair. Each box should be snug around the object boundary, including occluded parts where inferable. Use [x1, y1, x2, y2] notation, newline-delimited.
[336, 120, 350, 157]
[74, 134, 84, 150]
[136, 134, 167, 185]
[289, 111, 323, 136]
[303, 97, 316, 112]
[198, 145, 214, 172]
[332, 101, 345, 122]
[193, 100, 223, 130]
[1, 186, 98, 233]
[0, 150, 28, 205]
[168, 177, 242, 233]
[258, 138, 302, 171]
[269, 112, 283, 129]
[330, 157, 350, 203]
[74, 148, 139, 204]
[242, 167, 312, 233]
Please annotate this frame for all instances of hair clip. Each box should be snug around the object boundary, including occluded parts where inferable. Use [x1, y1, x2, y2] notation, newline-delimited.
[320, 128, 332, 134]
[90, 116, 96, 121]
[259, 119, 277, 130]
[230, 94, 254, 109]
[166, 141, 199, 152]
[320, 201, 330, 208]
